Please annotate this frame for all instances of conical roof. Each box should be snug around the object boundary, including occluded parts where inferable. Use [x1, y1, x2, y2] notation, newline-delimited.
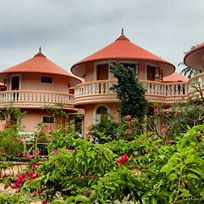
[71, 32, 175, 77]
[163, 72, 188, 83]
[184, 42, 204, 70]
[1, 48, 81, 85]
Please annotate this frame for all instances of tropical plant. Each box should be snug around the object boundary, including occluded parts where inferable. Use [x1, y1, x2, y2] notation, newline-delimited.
[109, 62, 148, 120]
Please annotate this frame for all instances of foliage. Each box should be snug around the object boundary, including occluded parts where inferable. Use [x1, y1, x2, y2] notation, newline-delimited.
[89, 114, 119, 143]
[89, 114, 145, 143]
[5, 124, 204, 203]
[0, 128, 24, 159]
[179, 62, 202, 78]
[43, 103, 68, 126]
[0, 194, 29, 204]
[0, 105, 25, 131]
[146, 99, 204, 138]
[110, 62, 148, 120]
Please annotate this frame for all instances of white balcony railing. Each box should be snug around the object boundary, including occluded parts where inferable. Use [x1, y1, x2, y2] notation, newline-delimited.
[0, 90, 74, 105]
[74, 73, 204, 104]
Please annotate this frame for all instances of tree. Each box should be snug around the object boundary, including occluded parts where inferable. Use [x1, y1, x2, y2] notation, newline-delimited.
[179, 62, 201, 78]
[109, 62, 148, 120]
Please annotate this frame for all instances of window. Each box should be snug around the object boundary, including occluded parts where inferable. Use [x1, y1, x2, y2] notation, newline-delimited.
[147, 65, 156, 81]
[42, 116, 54, 123]
[41, 76, 52, 84]
[96, 106, 108, 123]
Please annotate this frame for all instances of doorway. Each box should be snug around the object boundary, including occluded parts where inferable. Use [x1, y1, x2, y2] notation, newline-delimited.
[11, 76, 20, 90]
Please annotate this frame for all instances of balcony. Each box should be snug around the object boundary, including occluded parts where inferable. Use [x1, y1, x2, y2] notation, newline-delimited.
[74, 73, 204, 105]
[0, 90, 75, 110]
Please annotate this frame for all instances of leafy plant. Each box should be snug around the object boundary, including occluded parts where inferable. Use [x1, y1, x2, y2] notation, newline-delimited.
[109, 62, 148, 120]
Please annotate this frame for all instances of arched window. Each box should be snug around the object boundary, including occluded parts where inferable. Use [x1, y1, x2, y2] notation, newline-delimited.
[96, 106, 108, 123]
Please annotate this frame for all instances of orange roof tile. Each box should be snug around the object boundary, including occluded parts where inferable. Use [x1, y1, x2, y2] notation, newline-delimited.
[1, 49, 81, 85]
[184, 42, 204, 70]
[71, 34, 175, 77]
[163, 72, 188, 83]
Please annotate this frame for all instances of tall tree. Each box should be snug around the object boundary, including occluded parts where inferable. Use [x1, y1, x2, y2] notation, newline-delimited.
[110, 62, 148, 120]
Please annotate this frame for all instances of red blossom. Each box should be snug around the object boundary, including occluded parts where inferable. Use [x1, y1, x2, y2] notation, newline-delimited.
[42, 200, 48, 204]
[20, 152, 25, 157]
[124, 115, 132, 122]
[161, 127, 167, 136]
[4, 184, 8, 190]
[166, 140, 173, 145]
[41, 156, 47, 161]
[90, 175, 95, 179]
[77, 175, 85, 179]
[27, 154, 33, 160]
[154, 107, 160, 114]
[28, 170, 40, 179]
[31, 163, 40, 170]
[51, 149, 58, 155]
[117, 154, 129, 165]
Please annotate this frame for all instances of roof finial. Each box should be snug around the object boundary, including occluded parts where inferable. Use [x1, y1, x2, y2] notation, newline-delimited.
[39, 46, 42, 53]
[121, 27, 124, 35]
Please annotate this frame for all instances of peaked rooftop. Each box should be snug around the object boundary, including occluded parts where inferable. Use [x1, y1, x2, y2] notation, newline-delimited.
[1, 48, 78, 79]
[163, 72, 188, 83]
[71, 30, 175, 77]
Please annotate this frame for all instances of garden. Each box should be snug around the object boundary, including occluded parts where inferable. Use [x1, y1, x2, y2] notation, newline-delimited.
[0, 63, 203, 204]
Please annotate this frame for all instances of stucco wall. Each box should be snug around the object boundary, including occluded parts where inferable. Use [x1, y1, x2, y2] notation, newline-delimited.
[7, 73, 70, 92]
[84, 62, 94, 81]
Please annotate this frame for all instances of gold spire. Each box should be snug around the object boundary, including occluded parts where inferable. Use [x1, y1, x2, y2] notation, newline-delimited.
[39, 46, 42, 53]
[121, 27, 124, 35]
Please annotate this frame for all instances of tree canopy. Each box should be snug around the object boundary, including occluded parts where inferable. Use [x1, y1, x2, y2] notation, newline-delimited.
[109, 62, 148, 120]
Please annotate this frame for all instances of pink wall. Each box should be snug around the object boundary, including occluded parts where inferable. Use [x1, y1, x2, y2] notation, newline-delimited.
[7, 73, 70, 92]
[84, 62, 94, 81]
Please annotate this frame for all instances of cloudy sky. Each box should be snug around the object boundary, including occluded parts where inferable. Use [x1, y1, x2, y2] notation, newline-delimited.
[0, 0, 204, 73]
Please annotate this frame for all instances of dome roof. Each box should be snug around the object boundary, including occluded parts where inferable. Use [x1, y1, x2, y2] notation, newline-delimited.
[71, 32, 175, 77]
[163, 72, 188, 83]
[184, 42, 204, 70]
[1, 48, 81, 85]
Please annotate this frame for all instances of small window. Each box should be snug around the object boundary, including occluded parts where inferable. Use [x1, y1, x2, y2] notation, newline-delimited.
[41, 76, 52, 84]
[42, 116, 54, 123]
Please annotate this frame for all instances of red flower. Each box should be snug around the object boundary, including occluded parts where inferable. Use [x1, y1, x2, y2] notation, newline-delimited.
[153, 107, 160, 114]
[4, 184, 8, 190]
[42, 200, 48, 204]
[51, 149, 58, 155]
[117, 154, 129, 165]
[27, 154, 33, 160]
[41, 156, 47, 161]
[77, 175, 85, 179]
[124, 115, 132, 122]
[20, 152, 25, 157]
[28, 170, 40, 179]
[166, 140, 173, 145]
[161, 127, 167, 136]
[90, 175, 95, 179]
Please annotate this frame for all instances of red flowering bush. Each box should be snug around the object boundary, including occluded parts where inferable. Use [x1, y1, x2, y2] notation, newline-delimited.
[124, 115, 132, 122]
[117, 154, 129, 165]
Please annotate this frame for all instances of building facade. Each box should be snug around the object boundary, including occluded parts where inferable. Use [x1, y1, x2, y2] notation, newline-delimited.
[71, 32, 203, 136]
[0, 32, 203, 136]
[0, 48, 81, 134]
